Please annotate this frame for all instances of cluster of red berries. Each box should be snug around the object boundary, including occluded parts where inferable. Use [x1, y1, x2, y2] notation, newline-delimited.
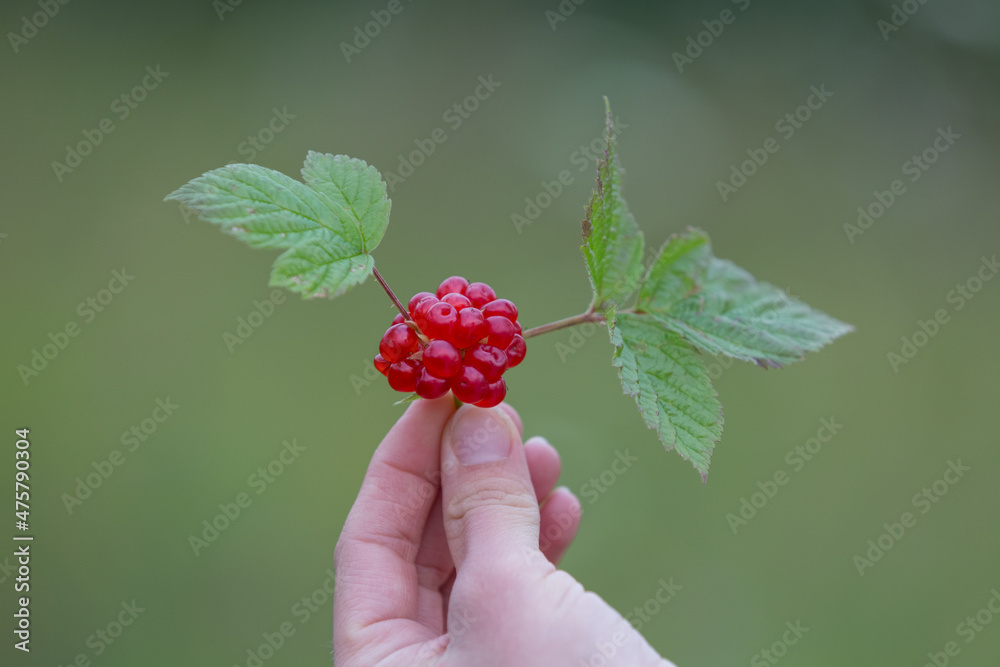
[374, 276, 526, 407]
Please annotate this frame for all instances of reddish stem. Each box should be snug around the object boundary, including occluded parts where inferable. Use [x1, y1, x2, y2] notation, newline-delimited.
[372, 266, 411, 320]
[521, 311, 605, 339]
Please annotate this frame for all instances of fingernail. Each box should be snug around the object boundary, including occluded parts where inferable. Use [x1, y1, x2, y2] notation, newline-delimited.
[451, 407, 513, 465]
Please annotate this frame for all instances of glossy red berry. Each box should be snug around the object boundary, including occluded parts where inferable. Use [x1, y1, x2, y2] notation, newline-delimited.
[436, 276, 469, 298]
[451, 308, 489, 348]
[441, 293, 473, 311]
[465, 282, 496, 308]
[415, 369, 450, 399]
[380, 323, 419, 362]
[387, 359, 421, 392]
[423, 340, 463, 379]
[408, 292, 436, 315]
[422, 301, 458, 340]
[482, 298, 518, 322]
[465, 344, 508, 382]
[451, 366, 488, 404]
[475, 379, 507, 408]
[379, 279, 523, 402]
[486, 316, 516, 348]
[505, 335, 526, 368]
[412, 296, 440, 331]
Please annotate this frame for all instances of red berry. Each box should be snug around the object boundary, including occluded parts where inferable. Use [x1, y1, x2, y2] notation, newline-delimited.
[415, 369, 450, 399]
[451, 366, 488, 404]
[451, 308, 489, 348]
[441, 293, 473, 311]
[482, 298, 518, 322]
[422, 301, 458, 340]
[392, 313, 405, 325]
[505, 335, 526, 368]
[387, 359, 421, 392]
[514, 320, 522, 334]
[465, 282, 496, 308]
[436, 276, 469, 298]
[465, 344, 508, 382]
[486, 316, 516, 348]
[423, 340, 463, 379]
[373, 354, 391, 375]
[380, 323, 419, 362]
[475, 379, 507, 408]
[412, 296, 440, 332]
[408, 292, 436, 315]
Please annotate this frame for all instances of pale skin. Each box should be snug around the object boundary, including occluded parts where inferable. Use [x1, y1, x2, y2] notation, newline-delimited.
[333, 396, 675, 666]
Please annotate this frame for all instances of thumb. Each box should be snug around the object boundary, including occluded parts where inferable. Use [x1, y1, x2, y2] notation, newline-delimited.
[440, 404, 540, 573]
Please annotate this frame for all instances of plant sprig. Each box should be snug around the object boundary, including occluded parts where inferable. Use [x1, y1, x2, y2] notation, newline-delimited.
[165, 99, 852, 480]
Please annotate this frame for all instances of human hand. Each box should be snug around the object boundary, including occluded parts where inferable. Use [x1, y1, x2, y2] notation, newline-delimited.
[333, 397, 674, 666]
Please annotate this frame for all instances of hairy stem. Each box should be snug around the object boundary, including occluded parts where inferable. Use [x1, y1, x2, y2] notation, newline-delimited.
[372, 266, 411, 320]
[521, 310, 606, 339]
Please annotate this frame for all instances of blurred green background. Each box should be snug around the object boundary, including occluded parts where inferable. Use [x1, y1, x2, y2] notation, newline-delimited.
[2, 0, 999, 665]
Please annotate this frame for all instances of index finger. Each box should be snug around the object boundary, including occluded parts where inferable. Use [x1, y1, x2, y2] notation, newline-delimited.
[333, 395, 456, 661]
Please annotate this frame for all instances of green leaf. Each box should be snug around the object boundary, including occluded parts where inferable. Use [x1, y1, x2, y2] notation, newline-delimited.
[637, 228, 853, 368]
[301, 152, 391, 251]
[581, 99, 644, 312]
[165, 159, 392, 300]
[164, 163, 359, 249]
[269, 246, 374, 300]
[609, 311, 723, 480]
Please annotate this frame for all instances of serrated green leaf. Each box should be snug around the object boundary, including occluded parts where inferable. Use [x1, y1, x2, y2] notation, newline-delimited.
[581, 99, 644, 311]
[269, 246, 374, 299]
[638, 228, 853, 368]
[301, 152, 391, 251]
[164, 163, 360, 250]
[609, 311, 723, 480]
[165, 159, 392, 300]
